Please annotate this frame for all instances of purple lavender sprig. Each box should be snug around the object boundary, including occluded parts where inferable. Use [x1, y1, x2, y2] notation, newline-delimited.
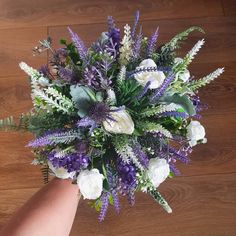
[136, 81, 151, 100]
[67, 27, 87, 63]
[131, 10, 140, 40]
[132, 143, 149, 167]
[112, 190, 120, 214]
[98, 192, 109, 221]
[147, 27, 159, 57]
[150, 73, 174, 102]
[160, 111, 189, 119]
[127, 66, 171, 79]
[133, 26, 143, 58]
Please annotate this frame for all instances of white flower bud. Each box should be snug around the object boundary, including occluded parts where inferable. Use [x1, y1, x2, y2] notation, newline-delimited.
[187, 120, 206, 147]
[77, 169, 104, 200]
[134, 59, 165, 89]
[146, 158, 170, 188]
[48, 161, 75, 179]
[103, 108, 134, 135]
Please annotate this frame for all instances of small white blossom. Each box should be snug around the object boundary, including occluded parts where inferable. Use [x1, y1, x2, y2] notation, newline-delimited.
[77, 169, 104, 200]
[48, 161, 75, 179]
[103, 107, 134, 135]
[146, 158, 170, 188]
[187, 120, 206, 147]
[134, 59, 165, 89]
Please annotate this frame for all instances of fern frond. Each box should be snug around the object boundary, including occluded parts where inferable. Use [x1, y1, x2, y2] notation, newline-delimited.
[41, 165, 49, 184]
[0, 116, 16, 130]
[188, 68, 224, 91]
[34, 87, 73, 114]
[163, 26, 204, 51]
[137, 121, 172, 138]
[140, 104, 180, 118]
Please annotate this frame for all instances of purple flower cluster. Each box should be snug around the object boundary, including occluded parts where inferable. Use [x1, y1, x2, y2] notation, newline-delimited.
[117, 159, 137, 193]
[48, 152, 89, 173]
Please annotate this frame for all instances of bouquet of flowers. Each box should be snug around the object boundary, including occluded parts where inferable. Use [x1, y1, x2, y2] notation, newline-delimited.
[1, 11, 224, 221]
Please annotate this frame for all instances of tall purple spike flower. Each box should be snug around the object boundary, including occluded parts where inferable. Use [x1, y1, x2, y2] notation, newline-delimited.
[127, 66, 171, 79]
[136, 81, 151, 100]
[131, 10, 140, 40]
[133, 26, 143, 58]
[160, 111, 189, 119]
[127, 190, 135, 206]
[132, 143, 149, 167]
[112, 190, 120, 213]
[147, 27, 159, 57]
[169, 163, 181, 176]
[67, 27, 87, 62]
[107, 16, 120, 49]
[150, 73, 174, 102]
[98, 192, 109, 221]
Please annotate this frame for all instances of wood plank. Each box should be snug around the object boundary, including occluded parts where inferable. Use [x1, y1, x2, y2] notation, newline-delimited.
[0, 27, 47, 77]
[49, 16, 236, 64]
[0, 76, 32, 117]
[222, 0, 236, 16]
[1, 173, 235, 236]
[70, 173, 236, 236]
[0, 0, 223, 29]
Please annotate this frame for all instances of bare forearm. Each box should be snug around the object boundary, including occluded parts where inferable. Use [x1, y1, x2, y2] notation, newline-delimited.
[0, 178, 80, 236]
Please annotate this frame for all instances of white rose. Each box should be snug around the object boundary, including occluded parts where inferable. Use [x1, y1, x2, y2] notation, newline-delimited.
[147, 158, 170, 188]
[187, 120, 207, 147]
[134, 59, 165, 89]
[48, 162, 75, 179]
[174, 57, 190, 82]
[77, 169, 104, 200]
[102, 108, 134, 135]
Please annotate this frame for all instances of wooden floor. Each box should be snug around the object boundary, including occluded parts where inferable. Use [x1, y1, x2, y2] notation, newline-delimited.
[0, 0, 236, 235]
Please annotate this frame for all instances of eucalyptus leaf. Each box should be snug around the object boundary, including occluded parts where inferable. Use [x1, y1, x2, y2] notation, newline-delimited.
[70, 85, 94, 117]
[160, 93, 196, 115]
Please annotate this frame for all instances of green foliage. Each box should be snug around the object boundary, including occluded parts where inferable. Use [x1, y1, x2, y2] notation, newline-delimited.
[0, 116, 15, 130]
[136, 121, 172, 138]
[34, 87, 74, 114]
[46, 130, 82, 145]
[70, 85, 98, 117]
[188, 68, 224, 91]
[148, 188, 172, 213]
[160, 94, 196, 115]
[28, 110, 75, 136]
[140, 104, 180, 118]
[163, 26, 204, 51]
[41, 165, 49, 184]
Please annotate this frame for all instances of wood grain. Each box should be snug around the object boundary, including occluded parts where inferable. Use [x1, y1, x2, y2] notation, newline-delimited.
[2, 173, 235, 236]
[0, 0, 223, 29]
[0, 27, 47, 77]
[0, 1, 235, 235]
[222, 0, 236, 16]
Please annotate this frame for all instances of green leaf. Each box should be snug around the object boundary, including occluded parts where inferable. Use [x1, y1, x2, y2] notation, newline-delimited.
[70, 85, 94, 117]
[160, 94, 196, 115]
